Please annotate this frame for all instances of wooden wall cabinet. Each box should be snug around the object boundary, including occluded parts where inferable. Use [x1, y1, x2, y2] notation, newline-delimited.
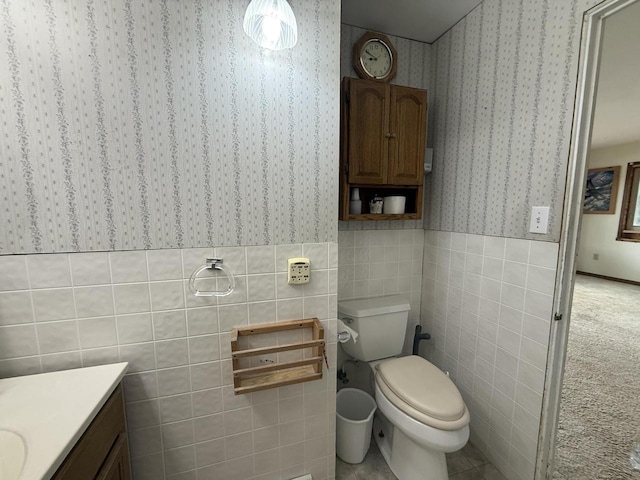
[340, 77, 428, 220]
[53, 385, 131, 480]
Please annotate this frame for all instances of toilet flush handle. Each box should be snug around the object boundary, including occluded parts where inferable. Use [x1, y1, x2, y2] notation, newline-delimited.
[342, 317, 354, 324]
[412, 324, 431, 356]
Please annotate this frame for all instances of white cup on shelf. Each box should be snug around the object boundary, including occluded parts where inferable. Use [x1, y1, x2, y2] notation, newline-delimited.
[383, 196, 406, 214]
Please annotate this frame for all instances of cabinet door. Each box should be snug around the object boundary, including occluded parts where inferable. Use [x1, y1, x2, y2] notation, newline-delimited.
[95, 434, 131, 480]
[52, 386, 130, 480]
[347, 79, 390, 184]
[388, 86, 427, 185]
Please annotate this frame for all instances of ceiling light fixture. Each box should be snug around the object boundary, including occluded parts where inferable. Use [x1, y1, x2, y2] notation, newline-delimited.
[243, 0, 298, 51]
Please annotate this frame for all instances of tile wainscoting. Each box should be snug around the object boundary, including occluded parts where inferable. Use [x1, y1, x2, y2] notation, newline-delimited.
[420, 230, 558, 480]
[337, 229, 424, 355]
[0, 243, 338, 480]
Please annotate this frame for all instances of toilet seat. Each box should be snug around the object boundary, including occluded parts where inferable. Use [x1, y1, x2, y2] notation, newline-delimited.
[376, 356, 470, 431]
[374, 381, 470, 454]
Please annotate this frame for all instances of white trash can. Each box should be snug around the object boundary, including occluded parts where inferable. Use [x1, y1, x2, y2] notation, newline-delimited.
[336, 388, 377, 464]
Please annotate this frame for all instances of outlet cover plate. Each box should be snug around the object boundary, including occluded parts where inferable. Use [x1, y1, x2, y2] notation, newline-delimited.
[288, 257, 310, 285]
[529, 206, 550, 234]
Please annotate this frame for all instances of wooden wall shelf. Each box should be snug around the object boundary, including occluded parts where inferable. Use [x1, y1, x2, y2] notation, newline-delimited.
[231, 318, 325, 395]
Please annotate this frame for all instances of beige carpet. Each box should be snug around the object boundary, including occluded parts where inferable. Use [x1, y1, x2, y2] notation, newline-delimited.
[553, 274, 640, 479]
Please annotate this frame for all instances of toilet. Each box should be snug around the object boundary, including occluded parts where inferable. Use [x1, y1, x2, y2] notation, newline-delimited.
[338, 295, 470, 480]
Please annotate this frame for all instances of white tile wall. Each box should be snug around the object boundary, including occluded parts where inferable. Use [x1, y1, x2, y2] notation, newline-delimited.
[0, 243, 338, 480]
[420, 231, 558, 480]
[338, 229, 424, 355]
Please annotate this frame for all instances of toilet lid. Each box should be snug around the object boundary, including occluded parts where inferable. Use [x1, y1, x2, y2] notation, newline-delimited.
[377, 356, 466, 423]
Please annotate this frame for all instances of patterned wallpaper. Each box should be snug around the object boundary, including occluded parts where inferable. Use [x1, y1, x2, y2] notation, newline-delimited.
[427, 0, 602, 242]
[0, 0, 339, 255]
[338, 24, 432, 232]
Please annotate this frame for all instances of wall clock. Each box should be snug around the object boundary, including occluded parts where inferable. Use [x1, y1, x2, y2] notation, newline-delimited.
[353, 31, 397, 82]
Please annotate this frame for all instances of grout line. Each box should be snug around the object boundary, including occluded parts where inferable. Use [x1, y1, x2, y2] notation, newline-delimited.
[142, 250, 168, 476]
[23, 255, 43, 373]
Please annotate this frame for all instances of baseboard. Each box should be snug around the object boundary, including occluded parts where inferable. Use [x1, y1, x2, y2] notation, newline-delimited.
[576, 271, 640, 286]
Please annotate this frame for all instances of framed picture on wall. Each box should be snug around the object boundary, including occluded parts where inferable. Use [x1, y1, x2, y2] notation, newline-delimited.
[583, 166, 621, 214]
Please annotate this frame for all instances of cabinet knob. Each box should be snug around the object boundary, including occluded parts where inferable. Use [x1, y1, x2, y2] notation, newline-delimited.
[385, 133, 397, 138]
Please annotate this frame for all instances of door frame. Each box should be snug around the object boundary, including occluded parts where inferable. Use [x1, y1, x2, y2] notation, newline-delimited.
[536, 0, 640, 477]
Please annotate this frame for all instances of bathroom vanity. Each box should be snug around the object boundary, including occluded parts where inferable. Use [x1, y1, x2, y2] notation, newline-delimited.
[0, 362, 129, 480]
[52, 383, 130, 480]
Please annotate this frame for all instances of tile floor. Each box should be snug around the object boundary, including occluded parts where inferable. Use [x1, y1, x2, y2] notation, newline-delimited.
[336, 439, 507, 480]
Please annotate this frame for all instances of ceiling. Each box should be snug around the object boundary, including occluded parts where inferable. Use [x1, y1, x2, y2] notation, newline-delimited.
[590, 0, 640, 149]
[341, 0, 483, 44]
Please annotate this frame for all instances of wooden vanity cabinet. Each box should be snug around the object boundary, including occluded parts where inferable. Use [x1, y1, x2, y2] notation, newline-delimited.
[52, 385, 131, 480]
[340, 77, 427, 220]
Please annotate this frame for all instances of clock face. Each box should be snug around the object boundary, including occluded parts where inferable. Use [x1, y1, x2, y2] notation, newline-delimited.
[360, 39, 393, 79]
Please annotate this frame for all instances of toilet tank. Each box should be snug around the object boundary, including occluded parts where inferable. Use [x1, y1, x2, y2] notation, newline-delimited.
[338, 295, 410, 362]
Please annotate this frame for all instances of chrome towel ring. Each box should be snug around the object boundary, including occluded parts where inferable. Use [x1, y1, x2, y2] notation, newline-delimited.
[188, 258, 235, 297]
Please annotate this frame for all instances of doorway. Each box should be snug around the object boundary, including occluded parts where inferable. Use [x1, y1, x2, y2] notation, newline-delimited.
[538, 0, 640, 478]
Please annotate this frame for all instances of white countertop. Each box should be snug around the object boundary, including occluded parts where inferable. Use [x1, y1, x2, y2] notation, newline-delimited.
[0, 362, 128, 480]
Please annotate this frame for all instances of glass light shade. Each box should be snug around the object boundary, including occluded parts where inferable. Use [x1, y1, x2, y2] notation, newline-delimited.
[243, 0, 298, 51]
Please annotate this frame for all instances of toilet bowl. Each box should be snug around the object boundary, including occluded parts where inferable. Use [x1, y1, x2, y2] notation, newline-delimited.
[371, 356, 469, 480]
[337, 295, 470, 480]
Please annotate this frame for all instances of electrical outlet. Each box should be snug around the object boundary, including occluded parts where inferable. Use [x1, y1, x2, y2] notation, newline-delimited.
[287, 258, 310, 285]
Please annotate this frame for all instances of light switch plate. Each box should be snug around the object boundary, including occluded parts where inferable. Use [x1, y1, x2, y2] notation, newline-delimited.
[529, 206, 550, 234]
[288, 258, 310, 285]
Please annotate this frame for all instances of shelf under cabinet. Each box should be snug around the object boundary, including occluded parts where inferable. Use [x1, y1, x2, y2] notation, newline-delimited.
[344, 212, 420, 221]
[340, 185, 423, 220]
